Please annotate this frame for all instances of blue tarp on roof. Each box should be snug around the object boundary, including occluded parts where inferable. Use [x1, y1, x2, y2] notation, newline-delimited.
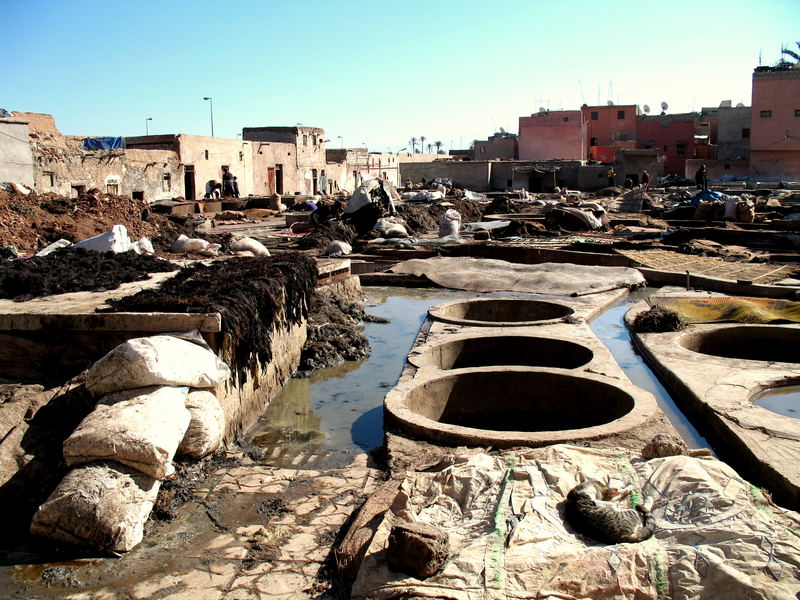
[81, 137, 126, 150]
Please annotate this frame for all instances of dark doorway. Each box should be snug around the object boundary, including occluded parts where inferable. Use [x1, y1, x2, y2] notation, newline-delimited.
[275, 164, 284, 194]
[184, 165, 196, 200]
[312, 169, 318, 194]
[132, 191, 144, 201]
[71, 185, 85, 198]
[627, 174, 639, 185]
[528, 175, 542, 192]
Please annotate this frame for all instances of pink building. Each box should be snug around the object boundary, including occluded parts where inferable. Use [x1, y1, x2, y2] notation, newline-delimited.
[581, 105, 639, 158]
[636, 113, 697, 175]
[518, 110, 584, 160]
[750, 67, 800, 180]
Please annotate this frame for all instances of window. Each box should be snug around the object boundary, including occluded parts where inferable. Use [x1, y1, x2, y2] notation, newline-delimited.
[480, 146, 485, 153]
[204, 150, 209, 160]
[663, 145, 668, 152]
[676, 143, 687, 156]
[162, 173, 172, 192]
[563, 117, 569, 122]
[742, 128, 750, 139]
[590, 111, 598, 120]
[311, 134, 316, 145]
[760, 110, 772, 118]
[132, 191, 144, 201]
[617, 110, 625, 119]
[724, 164, 731, 170]
[795, 109, 800, 117]
[303, 134, 308, 146]
[106, 183, 119, 195]
[643, 144, 653, 150]
[43, 172, 55, 187]
[590, 137, 598, 146]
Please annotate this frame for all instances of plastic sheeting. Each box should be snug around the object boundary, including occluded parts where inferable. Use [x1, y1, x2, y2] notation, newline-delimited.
[390, 257, 645, 295]
[353, 445, 800, 600]
[81, 137, 126, 150]
[648, 296, 800, 324]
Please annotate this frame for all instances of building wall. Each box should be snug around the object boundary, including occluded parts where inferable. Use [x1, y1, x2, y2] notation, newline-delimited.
[617, 150, 665, 183]
[750, 68, 800, 180]
[471, 134, 518, 160]
[577, 165, 612, 191]
[0, 118, 34, 186]
[243, 126, 328, 194]
[582, 105, 638, 156]
[717, 106, 751, 161]
[176, 135, 254, 199]
[399, 161, 492, 191]
[636, 113, 697, 175]
[251, 141, 298, 195]
[685, 158, 749, 181]
[518, 111, 584, 160]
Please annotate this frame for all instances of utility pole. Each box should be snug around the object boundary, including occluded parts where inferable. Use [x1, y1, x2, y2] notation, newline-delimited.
[145, 117, 152, 135]
[203, 97, 214, 137]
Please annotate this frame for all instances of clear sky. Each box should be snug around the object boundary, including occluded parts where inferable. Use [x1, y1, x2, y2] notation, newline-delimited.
[3, 0, 799, 152]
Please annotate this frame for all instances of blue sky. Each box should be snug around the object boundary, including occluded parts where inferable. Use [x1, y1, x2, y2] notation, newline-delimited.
[3, 0, 799, 152]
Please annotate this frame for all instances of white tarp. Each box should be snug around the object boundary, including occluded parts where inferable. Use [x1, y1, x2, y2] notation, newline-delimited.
[353, 445, 800, 600]
[390, 257, 645, 295]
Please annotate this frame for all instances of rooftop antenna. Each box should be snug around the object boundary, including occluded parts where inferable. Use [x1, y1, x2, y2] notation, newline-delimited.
[577, 77, 585, 104]
[759, 48, 762, 66]
[643, 104, 651, 114]
[608, 80, 614, 105]
[597, 86, 601, 105]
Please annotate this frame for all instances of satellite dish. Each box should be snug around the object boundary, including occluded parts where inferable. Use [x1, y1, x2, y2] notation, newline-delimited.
[660, 101, 668, 111]
[607, 100, 614, 106]
[538, 107, 547, 113]
[643, 104, 651, 114]
[499, 127, 506, 134]
[736, 102, 745, 108]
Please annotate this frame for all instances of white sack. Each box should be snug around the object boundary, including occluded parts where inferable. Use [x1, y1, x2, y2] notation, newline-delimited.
[85, 334, 231, 396]
[177, 390, 226, 458]
[31, 461, 160, 553]
[230, 237, 270, 257]
[74, 224, 132, 253]
[131, 237, 154, 255]
[63, 386, 191, 479]
[724, 195, 740, 219]
[35, 239, 72, 257]
[438, 209, 461, 237]
[171, 234, 221, 256]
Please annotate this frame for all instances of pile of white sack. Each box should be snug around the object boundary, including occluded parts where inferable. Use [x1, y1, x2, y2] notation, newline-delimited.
[30, 332, 230, 553]
[37, 224, 155, 257]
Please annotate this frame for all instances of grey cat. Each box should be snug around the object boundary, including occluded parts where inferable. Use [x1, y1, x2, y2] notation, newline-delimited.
[565, 479, 656, 544]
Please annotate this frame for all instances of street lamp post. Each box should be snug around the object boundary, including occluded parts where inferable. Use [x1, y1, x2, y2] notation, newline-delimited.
[145, 117, 152, 135]
[203, 97, 214, 137]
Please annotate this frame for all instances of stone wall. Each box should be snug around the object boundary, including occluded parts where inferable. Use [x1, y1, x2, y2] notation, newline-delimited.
[0, 118, 34, 186]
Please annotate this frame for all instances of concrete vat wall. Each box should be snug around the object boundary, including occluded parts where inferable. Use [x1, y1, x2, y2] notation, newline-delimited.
[0, 118, 34, 186]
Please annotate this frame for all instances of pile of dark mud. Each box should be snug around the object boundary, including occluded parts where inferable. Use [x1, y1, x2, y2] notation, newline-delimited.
[394, 204, 439, 234]
[429, 198, 484, 224]
[483, 197, 519, 215]
[493, 220, 550, 238]
[106, 254, 317, 382]
[0, 248, 179, 301]
[297, 294, 388, 374]
[631, 305, 685, 333]
[298, 221, 357, 250]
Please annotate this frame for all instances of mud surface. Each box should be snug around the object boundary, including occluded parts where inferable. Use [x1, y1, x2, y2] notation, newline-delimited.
[297, 221, 357, 250]
[0, 189, 197, 255]
[394, 204, 439, 234]
[0, 248, 179, 301]
[298, 294, 388, 374]
[106, 254, 317, 382]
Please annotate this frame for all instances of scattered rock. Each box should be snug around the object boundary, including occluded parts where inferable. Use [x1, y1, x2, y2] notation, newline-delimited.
[386, 521, 449, 579]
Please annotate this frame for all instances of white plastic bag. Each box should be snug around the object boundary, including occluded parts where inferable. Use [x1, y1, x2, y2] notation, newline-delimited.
[439, 209, 461, 237]
[31, 461, 161, 553]
[230, 237, 270, 256]
[63, 386, 191, 479]
[84, 334, 231, 396]
[74, 224, 132, 253]
[177, 390, 226, 458]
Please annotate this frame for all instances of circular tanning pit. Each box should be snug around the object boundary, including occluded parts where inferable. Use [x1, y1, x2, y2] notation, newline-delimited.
[385, 367, 657, 448]
[410, 335, 594, 370]
[752, 385, 800, 419]
[678, 326, 800, 363]
[429, 298, 573, 327]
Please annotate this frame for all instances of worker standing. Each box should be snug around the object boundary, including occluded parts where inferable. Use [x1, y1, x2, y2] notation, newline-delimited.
[606, 168, 616, 187]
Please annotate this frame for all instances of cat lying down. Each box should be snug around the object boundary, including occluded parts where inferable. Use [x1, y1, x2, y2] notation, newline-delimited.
[565, 479, 655, 544]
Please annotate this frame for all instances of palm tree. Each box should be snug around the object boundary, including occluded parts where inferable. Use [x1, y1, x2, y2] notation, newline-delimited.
[781, 41, 800, 62]
[420, 136, 426, 154]
[434, 141, 443, 154]
[409, 137, 417, 153]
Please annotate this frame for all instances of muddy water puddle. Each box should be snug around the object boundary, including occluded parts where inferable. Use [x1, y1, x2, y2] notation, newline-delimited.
[589, 290, 709, 449]
[246, 287, 477, 467]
